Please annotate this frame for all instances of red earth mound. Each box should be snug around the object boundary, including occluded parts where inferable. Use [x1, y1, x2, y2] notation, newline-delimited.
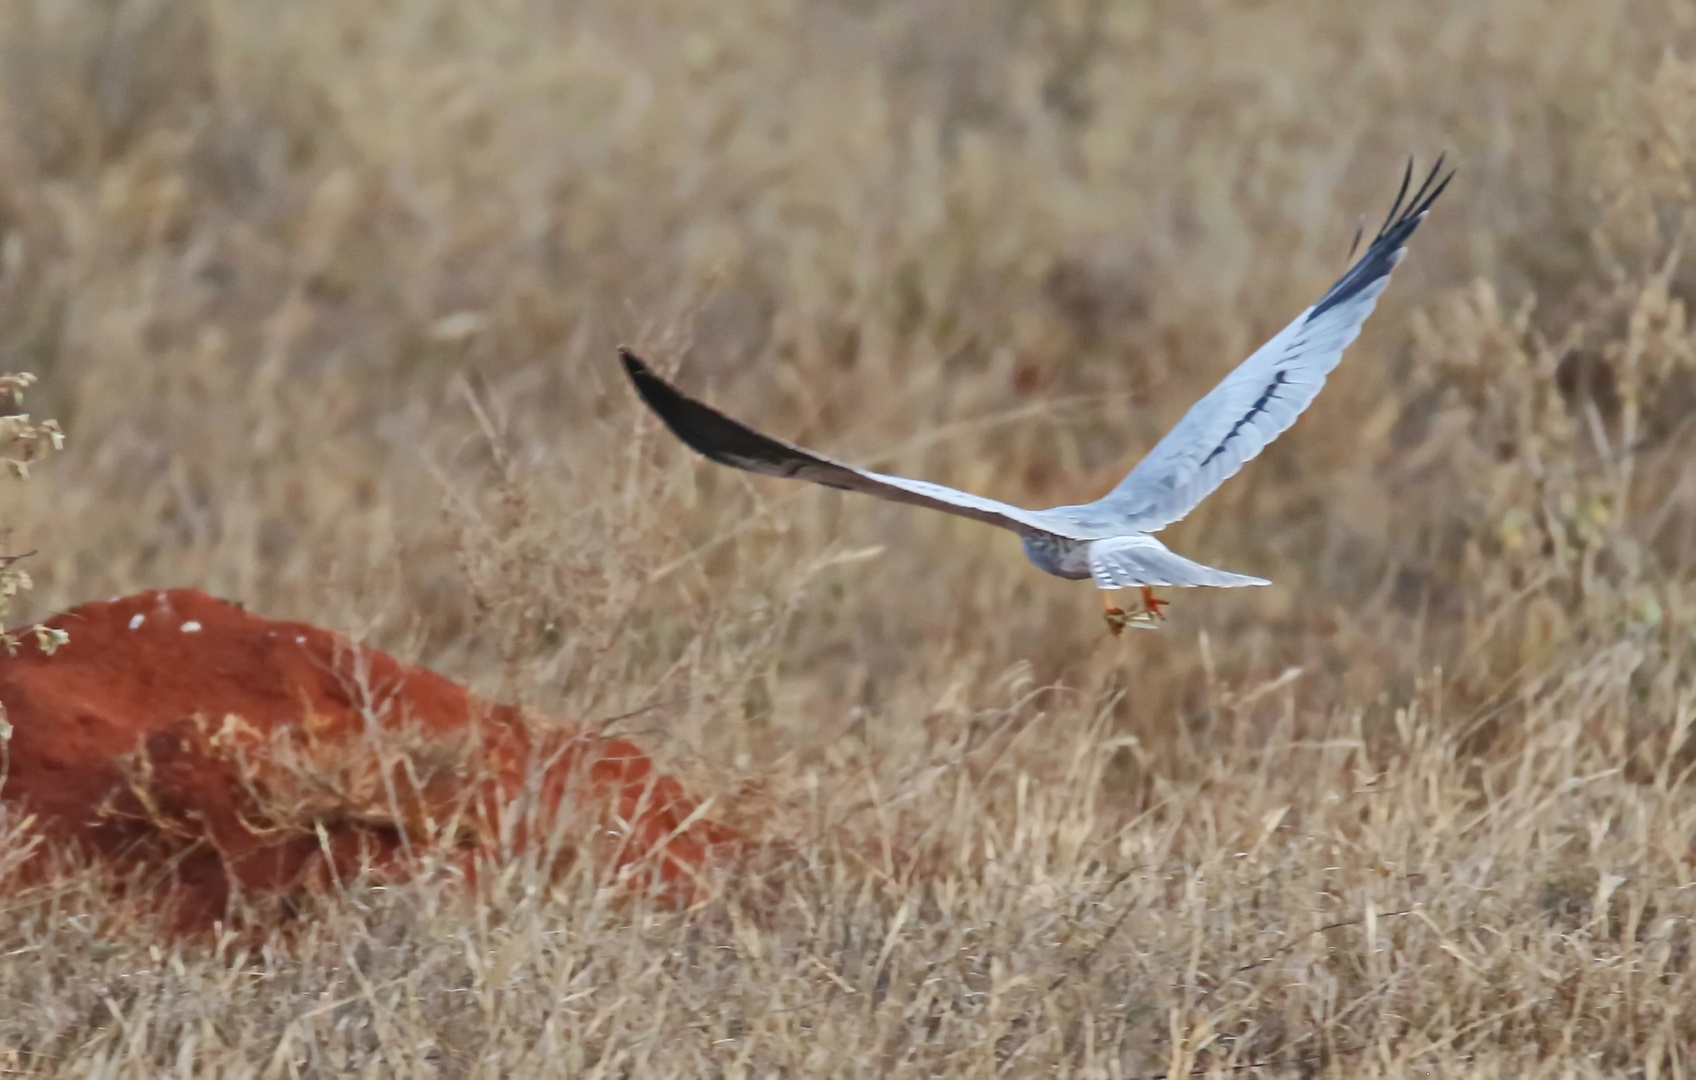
[0, 590, 738, 932]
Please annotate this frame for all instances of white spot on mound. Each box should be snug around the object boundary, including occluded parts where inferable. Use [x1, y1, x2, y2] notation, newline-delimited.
[295, 635, 306, 644]
[180, 621, 202, 633]
[129, 614, 145, 630]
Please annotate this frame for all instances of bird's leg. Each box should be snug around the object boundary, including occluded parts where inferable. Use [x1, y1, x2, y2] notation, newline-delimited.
[1102, 591, 1130, 637]
[1140, 586, 1170, 620]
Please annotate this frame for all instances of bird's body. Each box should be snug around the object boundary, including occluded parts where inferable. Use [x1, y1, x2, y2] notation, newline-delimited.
[1020, 534, 1093, 580]
[621, 160, 1451, 633]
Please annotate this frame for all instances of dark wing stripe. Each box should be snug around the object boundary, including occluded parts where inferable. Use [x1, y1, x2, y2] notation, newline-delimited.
[1198, 369, 1291, 468]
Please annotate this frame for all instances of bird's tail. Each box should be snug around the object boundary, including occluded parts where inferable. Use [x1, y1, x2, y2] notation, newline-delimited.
[1087, 535, 1271, 590]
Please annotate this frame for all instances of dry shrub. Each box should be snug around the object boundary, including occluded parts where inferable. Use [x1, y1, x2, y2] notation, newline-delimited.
[0, 372, 62, 658]
[1, 0, 1696, 1075]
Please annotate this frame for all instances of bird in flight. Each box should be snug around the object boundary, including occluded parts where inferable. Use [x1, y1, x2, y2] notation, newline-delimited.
[621, 159, 1450, 635]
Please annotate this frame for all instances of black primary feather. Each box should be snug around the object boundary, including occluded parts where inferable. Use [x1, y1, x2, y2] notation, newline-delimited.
[618, 348, 849, 485]
[1311, 156, 1452, 320]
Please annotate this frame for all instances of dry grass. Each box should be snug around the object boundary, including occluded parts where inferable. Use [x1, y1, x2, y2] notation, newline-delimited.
[3, 0, 1696, 1074]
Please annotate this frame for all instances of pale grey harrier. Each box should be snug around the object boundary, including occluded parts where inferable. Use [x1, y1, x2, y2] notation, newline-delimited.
[622, 160, 1450, 634]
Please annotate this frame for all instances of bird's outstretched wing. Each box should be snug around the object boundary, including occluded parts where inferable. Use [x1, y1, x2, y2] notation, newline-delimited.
[619, 348, 1077, 539]
[1072, 158, 1452, 536]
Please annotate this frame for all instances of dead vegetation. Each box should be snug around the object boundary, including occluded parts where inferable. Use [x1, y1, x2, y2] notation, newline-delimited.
[3, 0, 1696, 1074]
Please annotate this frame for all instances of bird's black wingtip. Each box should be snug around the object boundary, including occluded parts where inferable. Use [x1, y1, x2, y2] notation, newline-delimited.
[1390, 155, 1455, 234]
[617, 345, 647, 377]
[1311, 155, 1452, 320]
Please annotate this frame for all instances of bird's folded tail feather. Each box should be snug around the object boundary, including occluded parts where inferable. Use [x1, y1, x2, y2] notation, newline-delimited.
[1088, 535, 1271, 590]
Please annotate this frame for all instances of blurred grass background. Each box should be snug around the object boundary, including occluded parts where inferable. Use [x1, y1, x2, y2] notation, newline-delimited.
[4, 0, 1696, 1073]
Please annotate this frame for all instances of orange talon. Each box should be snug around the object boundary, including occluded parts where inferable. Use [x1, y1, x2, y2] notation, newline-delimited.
[1141, 586, 1170, 620]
